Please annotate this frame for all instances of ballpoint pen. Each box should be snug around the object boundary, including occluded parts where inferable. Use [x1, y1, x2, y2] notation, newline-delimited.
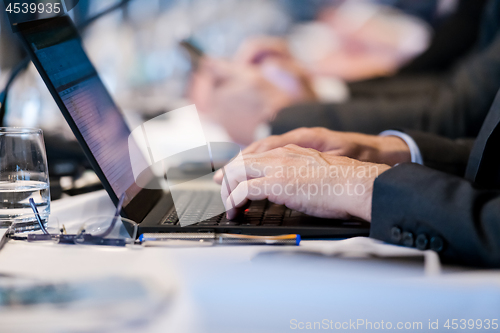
[140, 233, 301, 247]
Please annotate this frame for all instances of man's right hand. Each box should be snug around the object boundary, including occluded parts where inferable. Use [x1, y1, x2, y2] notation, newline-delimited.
[243, 127, 411, 166]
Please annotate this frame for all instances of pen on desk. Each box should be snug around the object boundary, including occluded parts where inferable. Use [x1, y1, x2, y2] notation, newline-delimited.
[139, 233, 301, 247]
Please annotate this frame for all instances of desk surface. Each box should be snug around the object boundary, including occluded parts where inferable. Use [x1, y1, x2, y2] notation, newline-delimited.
[1, 191, 499, 333]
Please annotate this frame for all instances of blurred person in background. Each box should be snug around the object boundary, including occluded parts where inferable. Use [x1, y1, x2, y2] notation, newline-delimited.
[190, 0, 493, 145]
[2, 0, 493, 160]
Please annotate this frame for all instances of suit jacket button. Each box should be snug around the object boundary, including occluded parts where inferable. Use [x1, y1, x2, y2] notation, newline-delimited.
[430, 236, 445, 252]
[391, 227, 402, 243]
[402, 232, 414, 247]
[415, 234, 429, 250]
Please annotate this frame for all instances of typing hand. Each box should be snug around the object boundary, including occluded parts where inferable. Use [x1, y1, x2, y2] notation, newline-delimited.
[243, 127, 411, 166]
[213, 144, 391, 221]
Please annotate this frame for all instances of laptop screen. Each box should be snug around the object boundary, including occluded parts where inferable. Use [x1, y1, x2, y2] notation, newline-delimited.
[16, 16, 148, 208]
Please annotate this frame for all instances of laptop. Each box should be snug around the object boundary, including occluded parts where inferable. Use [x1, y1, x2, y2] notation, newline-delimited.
[15, 15, 370, 238]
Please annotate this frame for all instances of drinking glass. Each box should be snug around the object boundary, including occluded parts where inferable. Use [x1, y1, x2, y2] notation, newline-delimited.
[0, 128, 50, 231]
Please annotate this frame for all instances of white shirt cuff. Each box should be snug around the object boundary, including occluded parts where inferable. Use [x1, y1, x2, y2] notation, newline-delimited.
[379, 130, 424, 165]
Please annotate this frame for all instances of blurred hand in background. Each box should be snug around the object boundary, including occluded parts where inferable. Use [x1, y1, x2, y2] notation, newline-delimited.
[189, 52, 316, 145]
[232, 3, 430, 83]
[306, 3, 430, 81]
[189, 1, 430, 145]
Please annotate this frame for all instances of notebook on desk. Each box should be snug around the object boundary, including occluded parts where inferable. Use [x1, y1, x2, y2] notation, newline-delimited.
[15, 15, 370, 238]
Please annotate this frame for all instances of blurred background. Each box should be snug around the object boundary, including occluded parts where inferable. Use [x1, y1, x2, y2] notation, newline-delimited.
[0, 0, 485, 196]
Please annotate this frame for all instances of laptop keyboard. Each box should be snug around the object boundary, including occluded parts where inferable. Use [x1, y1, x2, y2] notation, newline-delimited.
[159, 191, 296, 227]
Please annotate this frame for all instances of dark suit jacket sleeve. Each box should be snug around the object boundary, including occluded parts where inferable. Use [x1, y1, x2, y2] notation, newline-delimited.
[370, 163, 500, 267]
[403, 129, 475, 177]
